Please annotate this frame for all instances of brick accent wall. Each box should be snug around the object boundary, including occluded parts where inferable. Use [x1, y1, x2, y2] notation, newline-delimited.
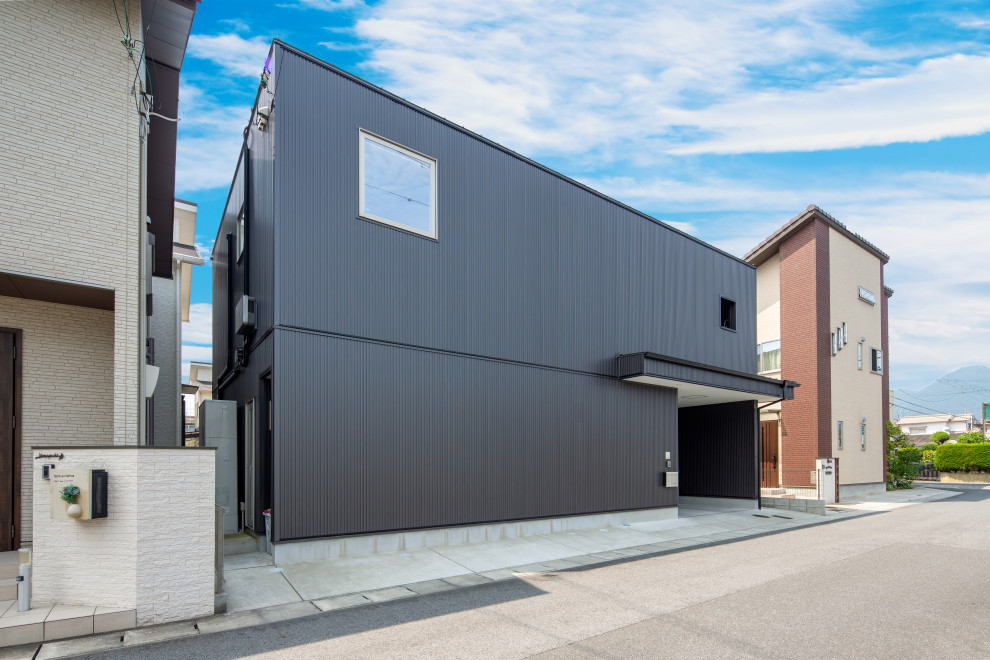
[0, 0, 143, 447]
[778, 219, 831, 484]
[32, 447, 215, 626]
[0, 297, 114, 543]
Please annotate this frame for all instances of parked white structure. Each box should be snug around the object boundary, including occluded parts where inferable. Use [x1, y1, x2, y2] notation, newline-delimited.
[897, 413, 975, 436]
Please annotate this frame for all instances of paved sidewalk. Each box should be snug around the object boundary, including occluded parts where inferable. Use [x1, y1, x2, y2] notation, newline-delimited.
[5, 486, 960, 660]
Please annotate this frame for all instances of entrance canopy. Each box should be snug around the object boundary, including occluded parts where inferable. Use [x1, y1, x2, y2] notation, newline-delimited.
[617, 352, 796, 408]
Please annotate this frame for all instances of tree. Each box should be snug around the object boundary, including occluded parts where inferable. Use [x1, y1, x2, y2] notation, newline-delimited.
[955, 431, 987, 444]
[931, 431, 951, 444]
[887, 420, 919, 490]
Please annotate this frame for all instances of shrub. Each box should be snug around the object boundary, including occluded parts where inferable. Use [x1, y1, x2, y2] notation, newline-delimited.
[933, 443, 990, 472]
[931, 431, 951, 444]
[921, 449, 936, 463]
[921, 443, 939, 454]
[887, 421, 919, 489]
[896, 447, 923, 462]
[955, 431, 987, 444]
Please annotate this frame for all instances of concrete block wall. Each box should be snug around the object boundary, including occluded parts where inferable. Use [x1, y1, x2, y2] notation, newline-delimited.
[32, 447, 216, 626]
[135, 449, 215, 624]
[0, 0, 143, 447]
[0, 297, 115, 543]
[761, 497, 827, 516]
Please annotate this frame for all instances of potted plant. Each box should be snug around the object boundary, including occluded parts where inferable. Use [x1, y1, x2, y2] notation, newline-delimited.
[60, 484, 82, 518]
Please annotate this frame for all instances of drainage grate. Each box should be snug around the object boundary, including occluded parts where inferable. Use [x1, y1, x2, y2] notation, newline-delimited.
[752, 514, 771, 518]
[771, 515, 793, 519]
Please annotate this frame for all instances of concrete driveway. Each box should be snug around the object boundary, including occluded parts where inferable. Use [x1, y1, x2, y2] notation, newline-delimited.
[28, 485, 990, 658]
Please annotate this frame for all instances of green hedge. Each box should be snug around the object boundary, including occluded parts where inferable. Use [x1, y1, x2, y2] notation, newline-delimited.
[920, 443, 940, 454]
[931, 431, 950, 444]
[933, 443, 990, 472]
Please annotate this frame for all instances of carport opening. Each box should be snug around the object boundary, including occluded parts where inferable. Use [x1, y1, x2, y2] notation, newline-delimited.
[677, 401, 758, 503]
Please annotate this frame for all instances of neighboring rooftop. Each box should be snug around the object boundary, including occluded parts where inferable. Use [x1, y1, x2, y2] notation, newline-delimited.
[896, 413, 976, 425]
[744, 205, 889, 267]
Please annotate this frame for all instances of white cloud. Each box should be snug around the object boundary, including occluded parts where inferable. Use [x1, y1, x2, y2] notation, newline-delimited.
[176, 84, 251, 193]
[669, 55, 990, 154]
[183, 303, 213, 346]
[284, 0, 364, 9]
[182, 344, 213, 363]
[186, 33, 271, 78]
[348, 0, 984, 157]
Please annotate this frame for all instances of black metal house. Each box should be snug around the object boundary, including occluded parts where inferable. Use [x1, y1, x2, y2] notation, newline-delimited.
[213, 41, 795, 549]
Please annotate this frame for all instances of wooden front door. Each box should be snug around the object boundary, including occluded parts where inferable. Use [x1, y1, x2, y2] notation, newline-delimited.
[760, 420, 779, 489]
[0, 332, 16, 551]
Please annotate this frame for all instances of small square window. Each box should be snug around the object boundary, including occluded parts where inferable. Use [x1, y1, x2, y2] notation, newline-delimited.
[359, 130, 437, 239]
[720, 297, 736, 331]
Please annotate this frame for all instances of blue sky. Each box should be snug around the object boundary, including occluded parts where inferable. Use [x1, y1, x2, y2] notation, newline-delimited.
[176, 0, 990, 393]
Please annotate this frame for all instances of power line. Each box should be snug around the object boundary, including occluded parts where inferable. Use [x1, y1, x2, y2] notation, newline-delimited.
[890, 396, 952, 417]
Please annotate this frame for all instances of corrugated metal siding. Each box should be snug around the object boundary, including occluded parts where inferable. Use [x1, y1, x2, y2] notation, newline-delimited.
[678, 401, 757, 499]
[216, 333, 274, 533]
[272, 45, 757, 377]
[211, 153, 244, 381]
[247, 107, 276, 337]
[272, 328, 678, 541]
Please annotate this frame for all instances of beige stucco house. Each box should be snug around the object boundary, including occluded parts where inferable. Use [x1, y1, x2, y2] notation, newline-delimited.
[745, 206, 892, 499]
[0, 0, 196, 549]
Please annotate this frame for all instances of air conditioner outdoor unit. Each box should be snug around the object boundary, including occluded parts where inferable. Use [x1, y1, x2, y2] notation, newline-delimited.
[235, 295, 256, 335]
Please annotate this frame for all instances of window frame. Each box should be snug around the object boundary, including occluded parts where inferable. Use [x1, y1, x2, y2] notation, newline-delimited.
[719, 297, 737, 332]
[857, 342, 863, 370]
[757, 339, 781, 374]
[838, 420, 844, 450]
[870, 347, 883, 374]
[358, 129, 438, 240]
[858, 286, 877, 305]
[236, 205, 246, 262]
[861, 421, 866, 450]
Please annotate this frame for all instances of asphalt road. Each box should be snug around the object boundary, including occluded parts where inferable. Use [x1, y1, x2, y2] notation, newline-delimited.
[76, 485, 990, 659]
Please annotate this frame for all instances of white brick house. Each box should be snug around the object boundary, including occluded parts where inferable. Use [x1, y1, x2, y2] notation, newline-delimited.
[0, 0, 197, 549]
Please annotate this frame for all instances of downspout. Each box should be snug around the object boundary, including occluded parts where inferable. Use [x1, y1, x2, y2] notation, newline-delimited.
[137, 90, 149, 446]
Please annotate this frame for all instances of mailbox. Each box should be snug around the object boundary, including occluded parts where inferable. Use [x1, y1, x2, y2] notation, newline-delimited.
[50, 468, 108, 520]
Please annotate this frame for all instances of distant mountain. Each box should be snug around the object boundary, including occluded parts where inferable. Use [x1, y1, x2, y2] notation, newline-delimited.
[893, 365, 990, 422]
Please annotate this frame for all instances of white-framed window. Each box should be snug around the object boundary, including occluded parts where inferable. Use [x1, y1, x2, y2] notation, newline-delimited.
[359, 129, 437, 239]
[870, 347, 883, 374]
[842, 322, 848, 345]
[857, 343, 863, 370]
[861, 421, 866, 450]
[756, 339, 781, 373]
[237, 205, 246, 261]
[838, 420, 844, 450]
[836, 327, 843, 350]
[831, 332, 837, 356]
[858, 286, 876, 305]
